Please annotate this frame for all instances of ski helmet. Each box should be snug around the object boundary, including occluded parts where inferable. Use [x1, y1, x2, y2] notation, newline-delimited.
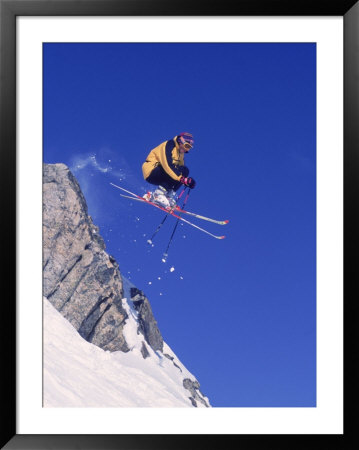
[178, 132, 194, 150]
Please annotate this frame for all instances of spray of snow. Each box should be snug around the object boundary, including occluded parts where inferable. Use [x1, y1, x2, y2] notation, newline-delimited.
[71, 154, 112, 174]
[70, 151, 136, 185]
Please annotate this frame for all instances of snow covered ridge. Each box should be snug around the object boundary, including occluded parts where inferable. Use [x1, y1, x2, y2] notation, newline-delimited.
[43, 163, 210, 407]
[44, 298, 209, 407]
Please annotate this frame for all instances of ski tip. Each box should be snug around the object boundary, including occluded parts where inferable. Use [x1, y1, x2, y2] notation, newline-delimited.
[220, 236, 226, 239]
[223, 220, 229, 224]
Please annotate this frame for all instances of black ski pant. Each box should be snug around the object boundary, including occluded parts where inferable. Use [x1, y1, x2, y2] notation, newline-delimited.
[146, 165, 189, 192]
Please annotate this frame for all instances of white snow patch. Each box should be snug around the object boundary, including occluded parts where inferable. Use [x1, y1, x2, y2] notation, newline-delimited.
[170, 267, 175, 273]
[121, 298, 142, 354]
[43, 298, 210, 408]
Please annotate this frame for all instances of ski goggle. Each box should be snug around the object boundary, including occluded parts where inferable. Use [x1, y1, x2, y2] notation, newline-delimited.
[179, 136, 193, 151]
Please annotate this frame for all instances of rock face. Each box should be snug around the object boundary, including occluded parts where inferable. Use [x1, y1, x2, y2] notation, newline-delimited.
[183, 378, 209, 407]
[42, 163, 210, 407]
[130, 287, 164, 353]
[43, 163, 129, 352]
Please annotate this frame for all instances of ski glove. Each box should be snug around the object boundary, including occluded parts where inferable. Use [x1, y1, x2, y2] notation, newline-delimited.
[180, 176, 196, 189]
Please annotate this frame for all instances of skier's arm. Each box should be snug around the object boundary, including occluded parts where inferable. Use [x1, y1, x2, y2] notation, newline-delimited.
[180, 176, 196, 189]
[159, 141, 183, 181]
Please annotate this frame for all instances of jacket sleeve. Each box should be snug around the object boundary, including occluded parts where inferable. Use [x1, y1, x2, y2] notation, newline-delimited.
[159, 140, 182, 181]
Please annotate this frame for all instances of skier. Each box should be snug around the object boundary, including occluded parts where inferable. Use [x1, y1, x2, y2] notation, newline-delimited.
[142, 132, 196, 208]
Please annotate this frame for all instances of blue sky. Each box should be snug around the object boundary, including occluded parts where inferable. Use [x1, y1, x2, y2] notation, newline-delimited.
[43, 42, 316, 407]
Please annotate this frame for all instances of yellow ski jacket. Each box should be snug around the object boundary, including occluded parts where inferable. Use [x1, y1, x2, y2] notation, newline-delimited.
[142, 136, 185, 182]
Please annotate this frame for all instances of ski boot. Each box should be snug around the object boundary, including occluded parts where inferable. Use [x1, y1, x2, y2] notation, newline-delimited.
[152, 186, 171, 209]
[143, 186, 177, 209]
[165, 189, 177, 208]
[143, 191, 152, 202]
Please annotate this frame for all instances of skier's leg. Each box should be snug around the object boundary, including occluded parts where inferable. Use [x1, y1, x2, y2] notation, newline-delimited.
[145, 167, 174, 207]
[146, 166, 176, 191]
[146, 166, 190, 205]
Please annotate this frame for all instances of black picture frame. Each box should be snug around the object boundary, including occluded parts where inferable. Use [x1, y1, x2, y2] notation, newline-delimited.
[1, 0, 357, 448]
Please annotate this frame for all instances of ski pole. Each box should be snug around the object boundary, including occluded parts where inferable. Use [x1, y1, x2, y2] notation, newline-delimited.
[162, 188, 191, 262]
[147, 186, 187, 245]
[147, 214, 168, 245]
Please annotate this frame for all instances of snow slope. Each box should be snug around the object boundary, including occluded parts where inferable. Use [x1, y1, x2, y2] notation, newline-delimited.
[43, 297, 210, 407]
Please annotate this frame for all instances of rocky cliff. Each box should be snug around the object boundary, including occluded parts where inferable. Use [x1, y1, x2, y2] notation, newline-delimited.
[43, 163, 209, 407]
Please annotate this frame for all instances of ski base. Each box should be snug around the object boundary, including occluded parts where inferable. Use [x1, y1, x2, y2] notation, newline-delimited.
[110, 183, 226, 240]
[118, 193, 229, 225]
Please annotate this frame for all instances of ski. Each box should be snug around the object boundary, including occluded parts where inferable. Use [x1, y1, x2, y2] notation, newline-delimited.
[118, 193, 229, 225]
[174, 206, 228, 225]
[110, 183, 226, 240]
